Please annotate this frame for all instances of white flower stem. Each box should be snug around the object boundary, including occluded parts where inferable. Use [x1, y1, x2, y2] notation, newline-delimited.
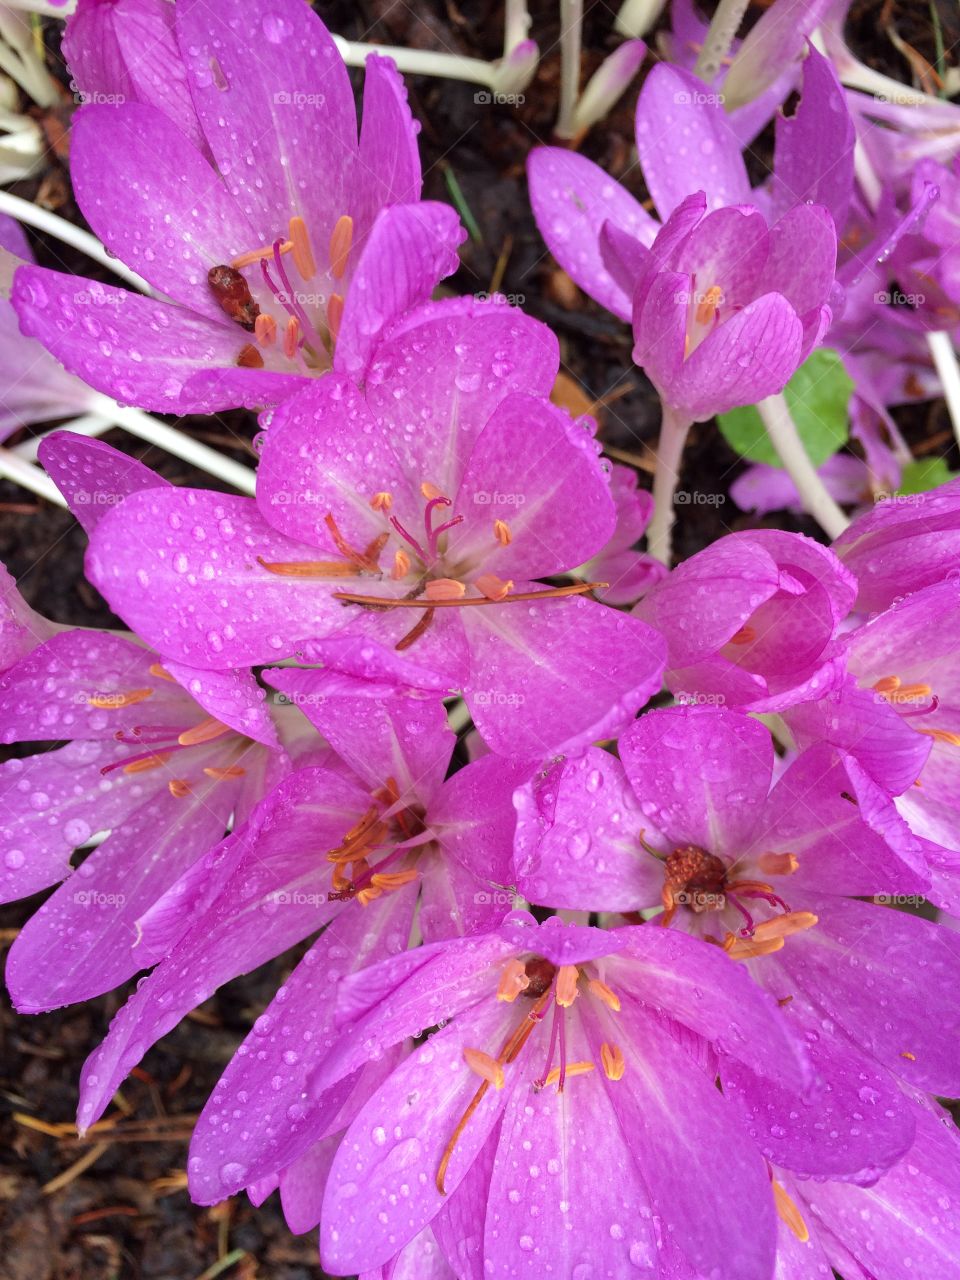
[646, 403, 693, 565]
[555, 0, 583, 140]
[926, 331, 960, 451]
[614, 0, 666, 38]
[692, 0, 750, 81]
[0, 190, 151, 292]
[89, 395, 257, 495]
[0, 445, 64, 504]
[333, 36, 502, 89]
[757, 393, 849, 537]
[504, 0, 531, 53]
[12, 412, 109, 460]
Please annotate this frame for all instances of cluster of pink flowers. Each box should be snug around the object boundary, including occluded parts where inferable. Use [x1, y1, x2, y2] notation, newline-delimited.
[3, 0, 960, 1276]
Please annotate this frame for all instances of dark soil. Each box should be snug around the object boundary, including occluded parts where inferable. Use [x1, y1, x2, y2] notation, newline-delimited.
[1, 2, 955, 1277]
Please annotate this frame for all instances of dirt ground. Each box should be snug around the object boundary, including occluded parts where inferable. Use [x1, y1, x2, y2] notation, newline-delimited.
[1, 2, 957, 1277]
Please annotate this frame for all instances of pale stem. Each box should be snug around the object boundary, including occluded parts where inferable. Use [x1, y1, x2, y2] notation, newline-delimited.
[0, 445, 64, 504]
[926, 331, 960, 451]
[646, 402, 693, 566]
[0, 190, 151, 292]
[332, 36, 504, 89]
[555, 0, 583, 140]
[692, 0, 750, 82]
[88, 395, 257, 495]
[614, 0, 666, 38]
[504, 0, 531, 53]
[757, 394, 849, 538]
[0, 10, 59, 106]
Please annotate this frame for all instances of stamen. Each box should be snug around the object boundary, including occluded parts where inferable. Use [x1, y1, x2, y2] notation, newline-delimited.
[421, 482, 444, 500]
[587, 978, 621, 1011]
[333, 582, 604, 609]
[475, 573, 513, 601]
[255, 313, 278, 348]
[327, 293, 344, 342]
[395, 608, 435, 651]
[122, 752, 172, 774]
[370, 492, 393, 512]
[752, 911, 818, 941]
[874, 677, 935, 705]
[497, 958, 531, 1002]
[694, 284, 723, 326]
[919, 727, 960, 747]
[493, 519, 512, 546]
[901, 1050, 917, 1061]
[389, 515, 430, 563]
[425, 579, 466, 602]
[238, 343, 264, 369]
[177, 716, 231, 747]
[233, 241, 293, 269]
[256, 557, 357, 578]
[148, 663, 175, 682]
[729, 625, 756, 646]
[87, 688, 154, 710]
[757, 852, 799, 876]
[168, 779, 192, 798]
[555, 965, 580, 1007]
[543, 1061, 593, 1088]
[772, 1180, 809, 1244]
[463, 1047, 505, 1089]
[724, 933, 785, 960]
[328, 215, 354, 281]
[283, 315, 301, 360]
[600, 1042, 626, 1081]
[203, 765, 246, 780]
[369, 869, 419, 890]
[324, 512, 385, 572]
[391, 549, 411, 579]
[289, 215, 316, 281]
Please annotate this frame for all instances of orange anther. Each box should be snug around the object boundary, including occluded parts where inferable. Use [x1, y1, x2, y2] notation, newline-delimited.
[328, 215, 354, 281]
[463, 1048, 505, 1089]
[87, 688, 154, 710]
[255, 313, 278, 348]
[177, 716, 231, 747]
[289, 215, 316, 281]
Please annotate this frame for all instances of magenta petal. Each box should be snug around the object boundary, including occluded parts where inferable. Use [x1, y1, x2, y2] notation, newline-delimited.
[514, 747, 662, 912]
[770, 46, 854, 228]
[591, 1008, 777, 1280]
[12, 265, 244, 414]
[462, 598, 665, 758]
[262, 669, 452, 795]
[365, 298, 559, 499]
[62, 0, 206, 153]
[785, 897, 960, 1096]
[162, 661, 280, 749]
[526, 147, 656, 320]
[484, 1026, 658, 1278]
[632, 268, 688, 395]
[0, 563, 56, 672]
[175, 0, 357, 233]
[335, 203, 466, 381]
[0, 741, 154, 903]
[39, 433, 169, 534]
[256, 373, 412, 549]
[676, 291, 803, 419]
[634, 64, 751, 217]
[70, 103, 258, 318]
[278, 1136, 339, 1234]
[760, 203, 838, 322]
[85, 489, 349, 667]
[353, 53, 422, 239]
[721, 998, 914, 1182]
[619, 705, 773, 859]
[0, 630, 192, 742]
[6, 771, 235, 1011]
[608, 926, 808, 1086]
[454, 395, 616, 579]
[320, 1001, 526, 1274]
[428, 753, 532, 894]
[76, 767, 360, 1130]
[187, 889, 416, 1205]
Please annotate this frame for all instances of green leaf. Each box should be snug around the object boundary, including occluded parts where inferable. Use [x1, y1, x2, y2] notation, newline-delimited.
[717, 348, 853, 468]
[896, 457, 957, 495]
